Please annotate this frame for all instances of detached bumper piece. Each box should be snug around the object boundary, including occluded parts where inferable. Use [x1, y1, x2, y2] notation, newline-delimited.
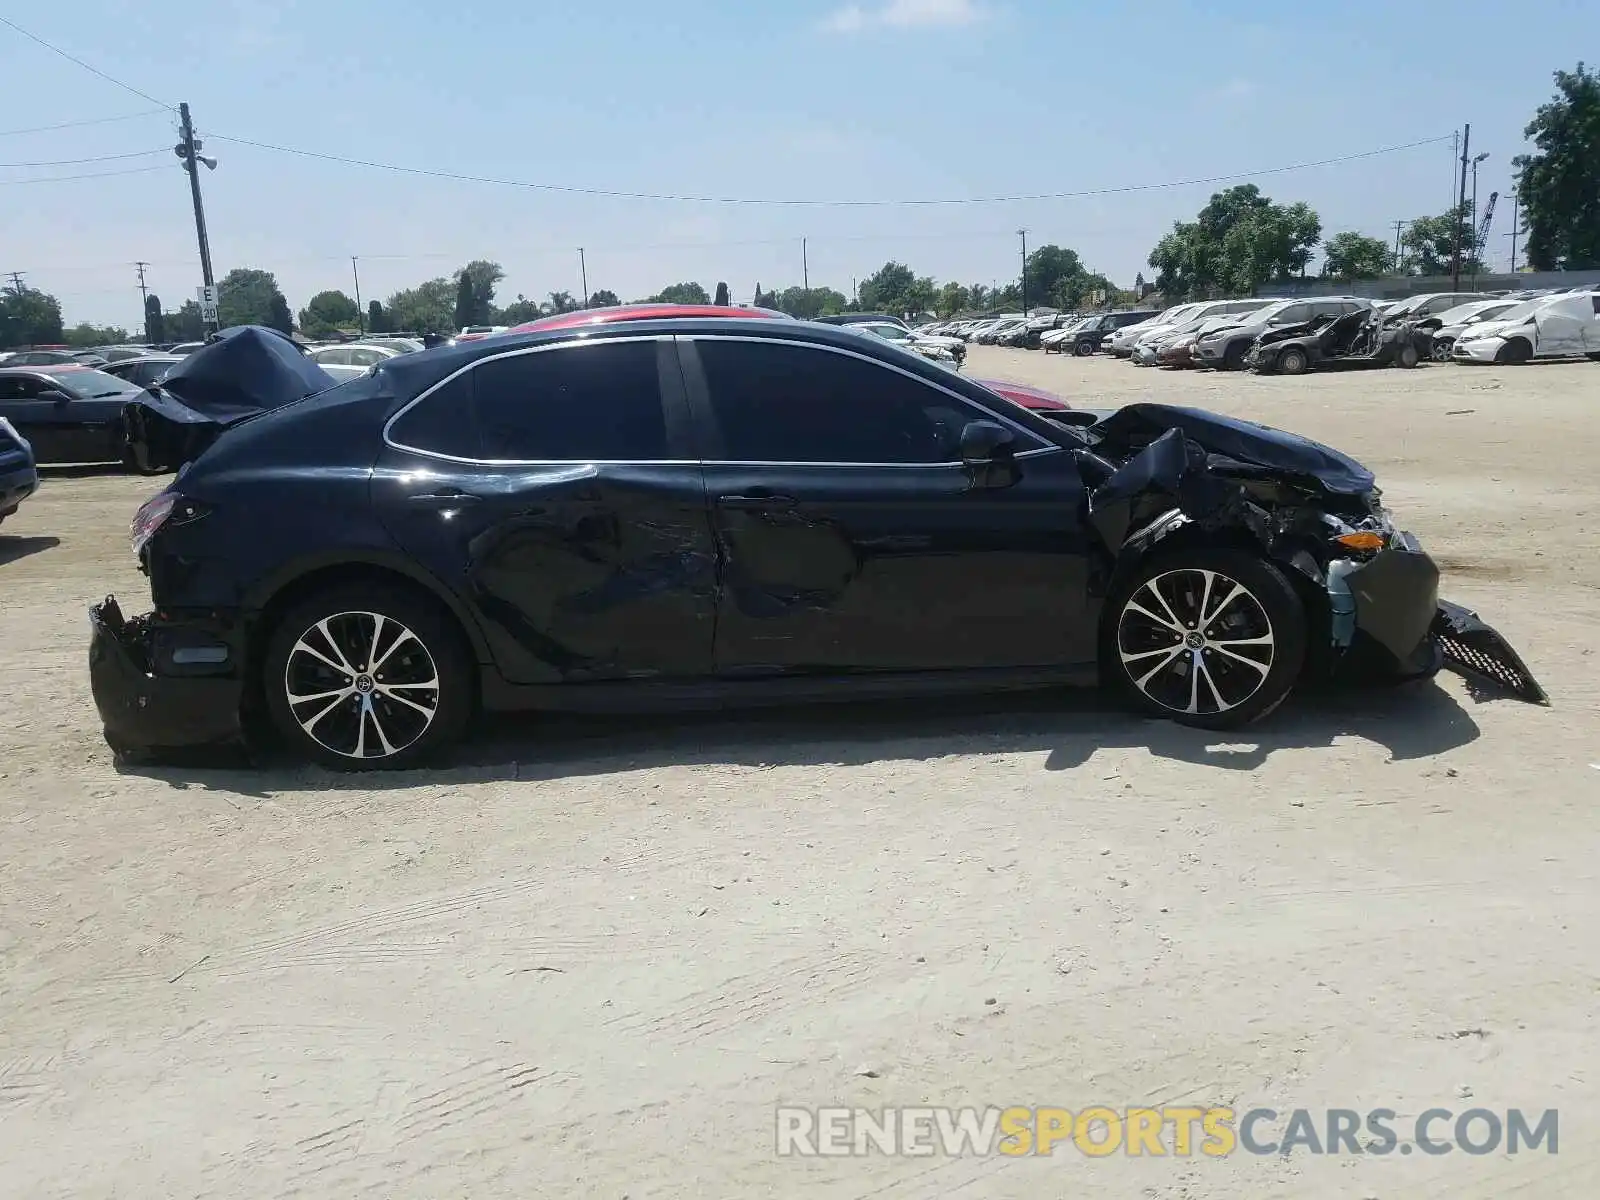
[1433, 600, 1548, 705]
[89, 595, 245, 757]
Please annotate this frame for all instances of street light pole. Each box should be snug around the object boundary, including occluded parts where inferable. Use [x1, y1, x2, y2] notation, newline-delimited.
[1449, 124, 1471, 291]
[175, 101, 218, 334]
[578, 248, 588, 307]
[1469, 152, 1489, 287]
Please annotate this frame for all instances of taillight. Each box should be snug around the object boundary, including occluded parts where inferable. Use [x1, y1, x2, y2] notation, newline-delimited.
[130, 492, 175, 557]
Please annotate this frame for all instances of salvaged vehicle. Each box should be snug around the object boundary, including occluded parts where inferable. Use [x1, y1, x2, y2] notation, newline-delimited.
[88, 317, 1544, 770]
[1452, 291, 1600, 364]
[121, 326, 337, 473]
[1246, 309, 1430, 375]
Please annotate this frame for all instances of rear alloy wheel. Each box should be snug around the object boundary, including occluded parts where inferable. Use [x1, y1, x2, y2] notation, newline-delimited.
[1103, 550, 1306, 730]
[1494, 338, 1532, 365]
[1074, 340, 1096, 357]
[1277, 347, 1309, 375]
[264, 585, 472, 770]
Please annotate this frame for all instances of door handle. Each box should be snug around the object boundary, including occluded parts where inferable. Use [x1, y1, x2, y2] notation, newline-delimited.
[716, 493, 797, 511]
[409, 488, 483, 506]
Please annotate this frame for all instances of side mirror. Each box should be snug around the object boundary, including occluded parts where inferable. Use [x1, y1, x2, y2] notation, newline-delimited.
[960, 419, 1014, 464]
[40, 388, 72, 405]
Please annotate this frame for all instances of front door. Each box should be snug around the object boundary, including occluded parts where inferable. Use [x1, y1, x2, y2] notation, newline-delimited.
[678, 335, 1096, 676]
[373, 336, 718, 685]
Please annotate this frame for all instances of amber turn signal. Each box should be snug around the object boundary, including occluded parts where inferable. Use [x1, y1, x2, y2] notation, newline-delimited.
[1333, 531, 1386, 552]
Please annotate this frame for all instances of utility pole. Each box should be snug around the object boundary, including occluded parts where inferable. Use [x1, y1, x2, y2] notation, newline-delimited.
[1468, 152, 1489, 288]
[578, 248, 588, 307]
[135, 261, 150, 307]
[1450, 124, 1470, 291]
[351, 257, 364, 333]
[175, 102, 218, 334]
[1018, 229, 1029, 315]
[802, 237, 809, 292]
[1391, 220, 1406, 273]
[1507, 193, 1521, 274]
[5, 270, 24, 294]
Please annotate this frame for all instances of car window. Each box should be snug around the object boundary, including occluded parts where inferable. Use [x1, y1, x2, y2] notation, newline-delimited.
[1273, 305, 1312, 323]
[696, 339, 1010, 465]
[349, 348, 384, 366]
[387, 371, 480, 459]
[0, 376, 32, 401]
[473, 341, 668, 461]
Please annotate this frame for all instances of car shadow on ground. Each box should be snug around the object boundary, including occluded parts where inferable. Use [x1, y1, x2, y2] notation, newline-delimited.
[119, 678, 1485, 796]
[0, 535, 60, 566]
[37, 464, 130, 479]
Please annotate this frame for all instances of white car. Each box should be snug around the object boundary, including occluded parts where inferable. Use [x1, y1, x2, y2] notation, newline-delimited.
[1107, 303, 1204, 357]
[1125, 299, 1277, 363]
[1453, 292, 1600, 364]
[309, 343, 406, 370]
[1425, 299, 1522, 361]
[844, 322, 962, 369]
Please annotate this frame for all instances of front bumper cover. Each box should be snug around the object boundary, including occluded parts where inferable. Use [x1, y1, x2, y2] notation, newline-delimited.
[89, 595, 245, 754]
[1432, 599, 1548, 704]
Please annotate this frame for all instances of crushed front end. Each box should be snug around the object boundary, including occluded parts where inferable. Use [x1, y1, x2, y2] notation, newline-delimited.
[1080, 403, 1548, 706]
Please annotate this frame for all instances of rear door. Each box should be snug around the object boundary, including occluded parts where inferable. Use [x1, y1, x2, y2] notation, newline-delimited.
[679, 334, 1096, 676]
[373, 336, 718, 684]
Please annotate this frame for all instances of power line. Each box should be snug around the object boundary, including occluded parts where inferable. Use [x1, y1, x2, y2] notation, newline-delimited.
[204, 131, 1457, 208]
[0, 109, 169, 138]
[0, 164, 169, 186]
[0, 148, 166, 168]
[0, 15, 172, 110]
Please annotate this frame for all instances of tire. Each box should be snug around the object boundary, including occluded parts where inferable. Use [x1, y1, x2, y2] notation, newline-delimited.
[1494, 338, 1532, 365]
[1432, 338, 1454, 363]
[1221, 340, 1248, 371]
[1278, 347, 1309, 376]
[1586, 352, 1600, 362]
[1396, 342, 1420, 368]
[262, 583, 474, 770]
[1073, 340, 1095, 357]
[1101, 548, 1307, 731]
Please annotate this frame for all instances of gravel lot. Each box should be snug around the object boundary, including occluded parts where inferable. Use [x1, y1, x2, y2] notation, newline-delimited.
[3, 347, 1597, 1198]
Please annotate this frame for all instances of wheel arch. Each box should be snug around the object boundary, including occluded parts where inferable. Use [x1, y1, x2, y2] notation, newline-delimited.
[246, 552, 492, 667]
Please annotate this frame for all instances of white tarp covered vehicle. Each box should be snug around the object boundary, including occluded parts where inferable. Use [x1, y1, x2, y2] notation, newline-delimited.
[1452, 292, 1600, 364]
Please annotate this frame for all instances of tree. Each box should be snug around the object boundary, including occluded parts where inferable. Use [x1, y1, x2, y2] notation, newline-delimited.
[587, 289, 620, 307]
[215, 267, 291, 329]
[653, 281, 711, 305]
[1401, 205, 1479, 276]
[367, 300, 388, 333]
[62, 322, 131, 346]
[968, 283, 990, 312]
[171, 301, 206, 341]
[1024, 245, 1098, 310]
[1513, 62, 1600, 270]
[774, 286, 847, 319]
[144, 294, 165, 343]
[935, 282, 970, 317]
[0, 285, 64, 346]
[384, 278, 456, 335]
[1321, 232, 1393, 282]
[713, 282, 730, 306]
[495, 294, 543, 324]
[857, 261, 916, 314]
[267, 293, 294, 336]
[1147, 185, 1321, 299]
[547, 291, 579, 314]
[452, 259, 504, 328]
[299, 289, 361, 338]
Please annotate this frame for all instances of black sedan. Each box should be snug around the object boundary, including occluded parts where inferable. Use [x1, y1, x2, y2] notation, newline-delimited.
[88, 316, 1544, 769]
[0, 366, 142, 465]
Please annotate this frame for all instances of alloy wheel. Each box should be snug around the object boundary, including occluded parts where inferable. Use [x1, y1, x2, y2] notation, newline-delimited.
[1116, 569, 1275, 716]
[283, 611, 440, 760]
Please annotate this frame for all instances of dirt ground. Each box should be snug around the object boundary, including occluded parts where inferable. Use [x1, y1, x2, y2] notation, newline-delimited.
[2, 348, 1597, 1199]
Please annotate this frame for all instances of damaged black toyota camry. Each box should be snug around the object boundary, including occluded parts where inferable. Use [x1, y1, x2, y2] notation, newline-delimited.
[89, 316, 1545, 770]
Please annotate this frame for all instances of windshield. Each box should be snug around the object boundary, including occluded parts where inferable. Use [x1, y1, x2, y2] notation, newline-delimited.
[1154, 304, 1199, 325]
[1449, 301, 1517, 326]
[48, 369, 136, 399]
[865, 324, 913, 341]
[1472, 297, 1552, 326]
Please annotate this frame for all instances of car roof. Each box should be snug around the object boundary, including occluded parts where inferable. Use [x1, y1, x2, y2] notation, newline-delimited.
[509, 303, 787, 334]
[0, 363, 92, 375]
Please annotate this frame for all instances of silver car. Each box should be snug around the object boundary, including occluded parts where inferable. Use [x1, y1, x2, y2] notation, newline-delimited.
[1193, 297, 1371, 370]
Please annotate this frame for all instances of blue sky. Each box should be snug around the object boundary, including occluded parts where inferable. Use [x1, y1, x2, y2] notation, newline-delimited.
[2, 0, 1588, 328]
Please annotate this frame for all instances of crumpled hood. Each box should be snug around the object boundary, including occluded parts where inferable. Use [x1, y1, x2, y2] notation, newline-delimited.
[1089, 402, 1376, 496]
[152, 325, 336, 420]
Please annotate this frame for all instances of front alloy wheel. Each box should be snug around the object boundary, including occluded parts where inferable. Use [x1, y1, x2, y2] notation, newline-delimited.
[1104, 551, 1306, 729]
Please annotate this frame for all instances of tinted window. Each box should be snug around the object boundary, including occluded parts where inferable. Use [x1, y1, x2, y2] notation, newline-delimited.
[387, 371, 481, 459]
[697, 339, 988, 464]
[1275, 305, 1313, 323]
[473, 341, 667, 461]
